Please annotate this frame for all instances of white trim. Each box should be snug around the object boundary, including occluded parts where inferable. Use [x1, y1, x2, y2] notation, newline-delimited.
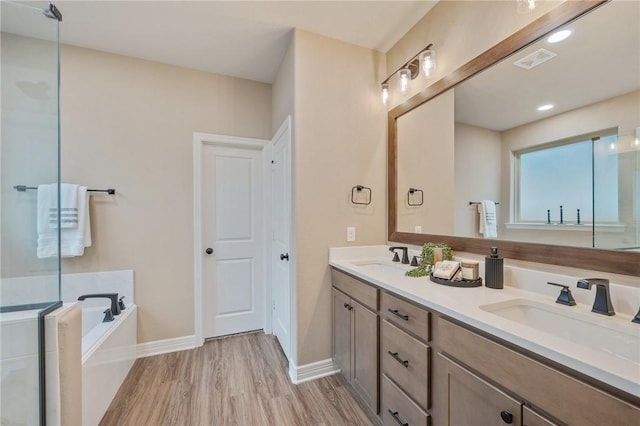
[193, 132, 270, 346]
[288, 357, 340, 385]
[136, 335, 196, 358]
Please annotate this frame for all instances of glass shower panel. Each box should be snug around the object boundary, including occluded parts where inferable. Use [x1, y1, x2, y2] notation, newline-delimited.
[1, 1, 61, 425]
[593, 132, 640, 250]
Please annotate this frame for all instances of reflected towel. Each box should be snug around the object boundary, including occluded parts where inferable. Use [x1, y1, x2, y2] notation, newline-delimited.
[478, 200, 497, 239]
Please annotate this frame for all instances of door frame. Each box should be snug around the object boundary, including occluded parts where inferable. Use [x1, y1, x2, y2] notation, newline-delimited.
[193, 132, 271, 346]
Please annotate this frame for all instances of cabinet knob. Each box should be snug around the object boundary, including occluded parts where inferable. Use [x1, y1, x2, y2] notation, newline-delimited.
[500, 411, 514, 424]
[205, 248, 214, 255]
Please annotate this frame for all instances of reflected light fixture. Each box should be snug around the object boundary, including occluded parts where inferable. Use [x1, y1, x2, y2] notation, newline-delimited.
[380, 43, 435, 104]
[537, 104, 554, 111]
[381, 83, 390, 105]
[517, 0, 536, 14]
[547, 29, 572, 44]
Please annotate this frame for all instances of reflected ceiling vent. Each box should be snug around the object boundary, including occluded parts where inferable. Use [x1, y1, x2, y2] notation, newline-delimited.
[513, 48, 557, 70]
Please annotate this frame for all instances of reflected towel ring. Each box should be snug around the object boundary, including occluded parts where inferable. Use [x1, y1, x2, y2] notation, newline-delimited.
[408, 188, 423, 206]
[351, 185, 372, 205]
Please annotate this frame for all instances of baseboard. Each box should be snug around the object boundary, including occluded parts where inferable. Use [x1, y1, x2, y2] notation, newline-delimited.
[288, 357, 340, 384]
[136, 335, 196, 358]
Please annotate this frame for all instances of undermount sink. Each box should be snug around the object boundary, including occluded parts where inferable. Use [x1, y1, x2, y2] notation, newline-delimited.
[479, 299, 640, 364]
[348, 259, 409, 274]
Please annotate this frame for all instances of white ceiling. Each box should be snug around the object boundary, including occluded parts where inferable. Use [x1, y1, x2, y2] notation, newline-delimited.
[454, 1, 640, 131]
[49, 1, 438, 83]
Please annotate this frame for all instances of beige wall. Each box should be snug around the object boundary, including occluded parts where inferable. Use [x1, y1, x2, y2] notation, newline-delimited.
[272, 32, 295, 135]
[60, 45, 272, 343]
[397, 89, 455, 234]
[454, 122, 502, 237]
[385, 0, 562, 109]
[292, 29, 387, 365]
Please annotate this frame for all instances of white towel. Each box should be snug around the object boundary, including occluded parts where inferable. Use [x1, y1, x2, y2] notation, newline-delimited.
[38, 184, 92, 258]
[49, 183, 79, 229]
[478, 200, 497, 239]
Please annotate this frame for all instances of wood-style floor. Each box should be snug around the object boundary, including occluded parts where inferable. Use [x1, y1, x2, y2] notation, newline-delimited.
[100, 331, 374, 426]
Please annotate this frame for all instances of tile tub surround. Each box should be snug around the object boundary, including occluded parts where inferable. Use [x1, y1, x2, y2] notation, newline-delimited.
[329, 245, 640, 398]
[1, 270, 134, 309]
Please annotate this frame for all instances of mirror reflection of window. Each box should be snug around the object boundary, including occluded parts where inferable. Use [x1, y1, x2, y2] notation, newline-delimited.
[516, 131, 619, 225]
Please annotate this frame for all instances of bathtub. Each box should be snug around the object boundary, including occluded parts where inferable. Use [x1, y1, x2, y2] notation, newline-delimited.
[81, 304, 137, 426]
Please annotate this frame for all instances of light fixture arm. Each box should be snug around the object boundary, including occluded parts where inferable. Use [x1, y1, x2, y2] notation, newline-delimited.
[382, 43, 433, 84]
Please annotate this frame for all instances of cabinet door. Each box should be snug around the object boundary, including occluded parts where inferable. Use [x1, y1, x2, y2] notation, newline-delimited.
[332, 288, 352, 381]
[523, 406, 558, 426]
[441, 354, 522, 426]
[352, 299, 379, 413]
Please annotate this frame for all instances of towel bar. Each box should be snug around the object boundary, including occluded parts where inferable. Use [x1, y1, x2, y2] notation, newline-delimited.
[469, 201, 499, 205]
[13, 185, 116, 195]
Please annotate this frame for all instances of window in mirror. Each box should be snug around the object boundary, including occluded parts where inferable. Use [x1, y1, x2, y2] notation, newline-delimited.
[515, 130, 618, 225]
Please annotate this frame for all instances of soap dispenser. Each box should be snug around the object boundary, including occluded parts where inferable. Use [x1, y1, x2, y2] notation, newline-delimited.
[485, 247, 503, 289]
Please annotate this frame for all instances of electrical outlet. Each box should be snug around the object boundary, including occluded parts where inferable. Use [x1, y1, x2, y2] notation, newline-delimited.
[415, 225, 422, 233]
[347, 227, 356, 242]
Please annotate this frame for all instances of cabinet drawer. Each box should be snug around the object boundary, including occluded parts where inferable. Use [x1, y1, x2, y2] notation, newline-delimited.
[438, 317, 640, 426]
[382, 319, 430, 410]
[382, 292, 430, 341]
[332, 269, 378, 311]
[382, 374, 430, 426]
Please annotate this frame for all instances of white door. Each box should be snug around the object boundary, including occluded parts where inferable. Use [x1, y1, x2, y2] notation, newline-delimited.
[271, 118, 292, 358]
[203, 144, 264, 338]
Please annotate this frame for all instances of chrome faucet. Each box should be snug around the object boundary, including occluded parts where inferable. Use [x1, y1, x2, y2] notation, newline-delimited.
[389, 246, 410, 264]
[576, 278, 615, 316]
[78, 293, 121, 316]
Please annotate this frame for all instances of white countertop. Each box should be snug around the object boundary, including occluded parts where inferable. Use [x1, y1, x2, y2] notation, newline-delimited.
[329, 245, 640, 399]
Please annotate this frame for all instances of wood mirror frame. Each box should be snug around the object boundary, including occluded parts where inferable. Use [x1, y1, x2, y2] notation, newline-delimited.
[388, 0, 640, 277]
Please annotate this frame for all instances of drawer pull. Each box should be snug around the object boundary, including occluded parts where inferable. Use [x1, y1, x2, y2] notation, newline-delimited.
[500, 410, 514, 424]
[388, 308, 409, 321]
[387, 350, 409, 367]
[388, 410, 409, 426]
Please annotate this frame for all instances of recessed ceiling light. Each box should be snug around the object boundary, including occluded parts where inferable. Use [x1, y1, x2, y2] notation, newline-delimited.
[547, 30, 572, 44]
[537, 104, 554, 111]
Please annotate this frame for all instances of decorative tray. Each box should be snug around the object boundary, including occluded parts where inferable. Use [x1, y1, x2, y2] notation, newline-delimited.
[429, 273, 482, 288]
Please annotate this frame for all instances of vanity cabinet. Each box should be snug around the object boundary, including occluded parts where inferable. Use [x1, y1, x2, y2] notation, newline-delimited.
[440, 353, 521, 425]
[331, 270, 379, 415]
[434, 316, 640, 426]
[381, 291, 432, 425]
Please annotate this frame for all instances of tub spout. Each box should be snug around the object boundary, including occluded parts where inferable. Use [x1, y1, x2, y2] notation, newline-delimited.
[78, 293, 121, 316]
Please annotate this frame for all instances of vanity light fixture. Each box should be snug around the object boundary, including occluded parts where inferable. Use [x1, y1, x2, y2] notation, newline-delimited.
[547, 29, 572, 44]
[537, 104, 554, 111]
[381, 83, 390, 105]
[420, 49, 437, 77]
[380, 43, 435, 103]
[399, 68, 411, 92]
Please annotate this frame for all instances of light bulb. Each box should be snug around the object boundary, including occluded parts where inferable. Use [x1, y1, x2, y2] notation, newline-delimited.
[381, 83, 389, 105]
[399, 68, 411, 93]
[547, 30, 572, 44]
[420, 49, 437, 78]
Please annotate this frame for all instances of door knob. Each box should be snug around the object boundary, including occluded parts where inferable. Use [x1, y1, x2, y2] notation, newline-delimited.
[205, 248, 214, 255]
[280, 253, 289, 261]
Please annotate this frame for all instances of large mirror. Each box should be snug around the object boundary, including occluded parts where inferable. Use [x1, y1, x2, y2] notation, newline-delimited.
[389, 0, 640, 276]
